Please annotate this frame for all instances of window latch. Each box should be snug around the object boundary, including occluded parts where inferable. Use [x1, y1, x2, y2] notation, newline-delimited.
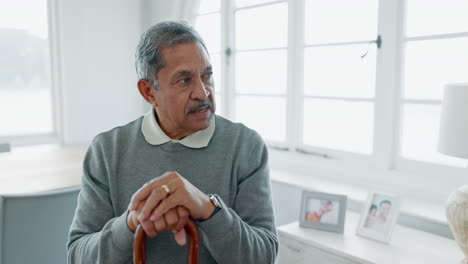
[225, 47, 232, 57]
[361, 35, 382, 58]
[295, 148, 331, 159]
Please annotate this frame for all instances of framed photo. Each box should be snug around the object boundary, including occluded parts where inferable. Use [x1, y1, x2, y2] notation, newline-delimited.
[299, 190, 347, 233]
[356, 191, 400, 244]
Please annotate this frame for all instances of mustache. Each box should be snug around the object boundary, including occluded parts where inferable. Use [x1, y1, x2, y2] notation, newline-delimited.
[186, 99, 213, 114]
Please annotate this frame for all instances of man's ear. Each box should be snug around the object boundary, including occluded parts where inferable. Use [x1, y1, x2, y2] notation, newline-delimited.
[137, 79, 157, 106]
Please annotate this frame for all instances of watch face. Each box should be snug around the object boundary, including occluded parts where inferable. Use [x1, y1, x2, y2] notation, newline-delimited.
[210, 195, 222, 208]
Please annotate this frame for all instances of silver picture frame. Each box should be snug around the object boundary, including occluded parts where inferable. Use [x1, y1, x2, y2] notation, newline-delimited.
[299, 190, 347, 233]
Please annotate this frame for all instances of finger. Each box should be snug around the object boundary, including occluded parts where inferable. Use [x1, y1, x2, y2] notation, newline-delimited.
[128, 182, 156, 210]
[129, 200, 146, 232]
[129, 176, 178, 211]
[151, 192, 180, 221]
[153, 217, 167, 233]
[163, 208, 179, 230]
[128, 210, 138, 232]
[133, 200, 157, 237]
[131, 215, 139, 232]
[174, 206, 190, 231]
[173, 229, 187, 246]
[140, 219, 157, 237]
[139, 187, 169, 221]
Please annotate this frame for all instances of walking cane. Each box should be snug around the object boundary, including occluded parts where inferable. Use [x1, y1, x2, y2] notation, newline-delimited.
[133, 218, 200, 264]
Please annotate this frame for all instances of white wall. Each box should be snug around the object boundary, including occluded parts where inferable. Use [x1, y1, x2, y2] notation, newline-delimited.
[140, 0, 199, 29]
[141, 0, 175, 26]
[56, 0, 145, 145]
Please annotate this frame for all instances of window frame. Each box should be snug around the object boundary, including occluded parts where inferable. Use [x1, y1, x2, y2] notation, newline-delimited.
[0, 0, 62, 146]
[395, 0, 468, 175]
[231, 0, 290, 145]
[196, 0, 468, 202]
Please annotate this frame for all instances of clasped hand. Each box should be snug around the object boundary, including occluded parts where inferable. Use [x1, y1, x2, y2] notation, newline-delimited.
[126, 171, 215, 245]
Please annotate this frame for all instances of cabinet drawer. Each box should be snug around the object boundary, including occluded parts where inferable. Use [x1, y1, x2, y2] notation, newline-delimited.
[278, 235, 362, 264]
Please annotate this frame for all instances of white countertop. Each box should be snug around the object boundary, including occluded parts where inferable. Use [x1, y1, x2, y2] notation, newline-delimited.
[0, 145, 86, 194]
[270, 169, 449, 231]
[278, 211, 463, 264]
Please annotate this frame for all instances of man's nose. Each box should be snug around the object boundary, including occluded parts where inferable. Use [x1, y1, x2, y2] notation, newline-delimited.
[191, 77, 210, 100]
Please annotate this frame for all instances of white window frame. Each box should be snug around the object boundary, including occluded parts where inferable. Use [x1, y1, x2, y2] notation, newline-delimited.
[229, 0, 290, 147]
[197, 0, 468, 202]
[0, 0, 63, 147]
[394, 0, 468, 182]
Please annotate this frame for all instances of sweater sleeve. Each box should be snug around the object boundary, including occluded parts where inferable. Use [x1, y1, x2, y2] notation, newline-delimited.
[197, 134, 279, 264]
[67, 138, 134, 263]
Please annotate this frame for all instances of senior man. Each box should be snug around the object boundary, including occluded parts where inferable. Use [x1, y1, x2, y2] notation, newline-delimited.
[67, 21, 278, 263]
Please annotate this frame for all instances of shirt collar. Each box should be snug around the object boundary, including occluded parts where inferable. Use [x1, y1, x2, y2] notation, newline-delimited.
[141, 109, 215, 148]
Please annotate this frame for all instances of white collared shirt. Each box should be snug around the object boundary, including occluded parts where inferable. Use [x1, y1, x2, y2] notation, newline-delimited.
[141, 109, 215, 148]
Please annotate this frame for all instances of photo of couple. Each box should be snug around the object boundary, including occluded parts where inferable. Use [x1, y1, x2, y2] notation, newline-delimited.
[363, 194, 393, 232]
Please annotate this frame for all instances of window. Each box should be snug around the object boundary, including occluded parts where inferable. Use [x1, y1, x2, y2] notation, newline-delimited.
[194, 0, 224, 116]
[194, 0, 468, 196]
[0, 0, 56, 143]
[302, 0, 378, 154]
[400, 0, 468, 167]
[233, 1, 288, 143]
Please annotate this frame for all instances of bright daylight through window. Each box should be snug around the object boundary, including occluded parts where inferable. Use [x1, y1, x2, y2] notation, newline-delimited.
[0, 0, 53, 137]
[195, 2, 223, 117]
[195, 0, 468, 175]
[400, 0, 468, 167]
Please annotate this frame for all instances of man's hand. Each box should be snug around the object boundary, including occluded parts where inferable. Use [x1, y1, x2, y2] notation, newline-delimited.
[128, 171, 215, 223]
[127, 201, 190, 245]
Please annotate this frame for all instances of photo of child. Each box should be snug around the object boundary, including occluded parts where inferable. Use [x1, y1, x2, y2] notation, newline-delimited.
[305, 199, 340, 225]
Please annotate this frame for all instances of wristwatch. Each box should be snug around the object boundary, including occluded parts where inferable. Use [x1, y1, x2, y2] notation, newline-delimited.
[209, 194, 222, 210]
[194, 194, 223, 223]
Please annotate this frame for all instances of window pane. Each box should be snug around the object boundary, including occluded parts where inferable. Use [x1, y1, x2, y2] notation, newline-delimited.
[305, 0, 378, 44]
[403, 38, 468, 100]
[303, 99, 374, 154]
[235, 3, 288, 50]
[235, 49, 287, 95]
[195, 13, 221, 53]
[0, 0, 48, 39]
[401, 104, 466, 167]
[199, 0, 220, 14]
[211, 53, 222, 94]
[0, 90, 53, 135]
[236, 0, 277, 8]
[235, 96, 286, 142]
[211, 53, 223, 116]
[214, 94, 223, 116]
[0, 0, 53, 136]
[406, 0, 468, 37]
[304, 45, 376, 98]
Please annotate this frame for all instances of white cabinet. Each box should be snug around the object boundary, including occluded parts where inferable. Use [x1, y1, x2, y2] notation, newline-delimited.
[276, 213, 463, 264]
[278, 235, 362, 264]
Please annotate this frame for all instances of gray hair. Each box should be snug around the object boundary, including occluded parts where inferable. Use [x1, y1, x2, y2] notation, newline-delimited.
[135, 21, 208, 89]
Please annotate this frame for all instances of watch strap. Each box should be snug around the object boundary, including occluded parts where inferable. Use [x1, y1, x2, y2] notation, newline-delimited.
[194, 194, 222, 223]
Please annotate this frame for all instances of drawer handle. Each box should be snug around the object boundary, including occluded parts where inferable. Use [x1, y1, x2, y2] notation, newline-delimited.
[286, 245, 302, 253]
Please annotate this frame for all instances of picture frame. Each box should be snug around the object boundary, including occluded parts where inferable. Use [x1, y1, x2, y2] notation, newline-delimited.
[299, 190, 347, 233]
[356, 191, 400, 244]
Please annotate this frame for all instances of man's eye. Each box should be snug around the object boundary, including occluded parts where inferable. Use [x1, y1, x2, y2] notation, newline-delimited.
[204, 72, 213, 81]
[178, 77, 191, 84]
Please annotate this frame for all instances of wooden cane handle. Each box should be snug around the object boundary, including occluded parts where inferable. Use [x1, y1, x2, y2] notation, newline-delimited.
[133, 218, 200, 264]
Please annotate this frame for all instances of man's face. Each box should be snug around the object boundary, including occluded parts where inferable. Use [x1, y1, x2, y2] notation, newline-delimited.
[153, 42, 216, 138]
[323, 201, 333, 213]
[379, 202, 391, 217]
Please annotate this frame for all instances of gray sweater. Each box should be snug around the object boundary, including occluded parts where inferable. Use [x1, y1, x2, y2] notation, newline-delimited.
[67, 115, 278, 263]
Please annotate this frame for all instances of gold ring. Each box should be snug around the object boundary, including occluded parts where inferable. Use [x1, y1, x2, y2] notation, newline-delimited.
[161, 184, 170, 194]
